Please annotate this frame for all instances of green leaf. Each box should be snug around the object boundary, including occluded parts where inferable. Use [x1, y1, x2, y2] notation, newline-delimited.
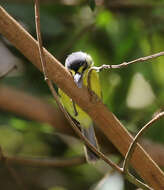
[88, 0, 96, 11]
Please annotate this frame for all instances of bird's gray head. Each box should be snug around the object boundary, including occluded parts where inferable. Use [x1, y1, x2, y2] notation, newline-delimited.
[65, 51, 93, 88]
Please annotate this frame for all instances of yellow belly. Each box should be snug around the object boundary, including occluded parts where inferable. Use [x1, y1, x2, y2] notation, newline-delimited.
[58, 69, 101, 129]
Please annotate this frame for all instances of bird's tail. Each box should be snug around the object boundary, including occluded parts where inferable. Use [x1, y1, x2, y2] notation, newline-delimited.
[81, 125, 99, 162]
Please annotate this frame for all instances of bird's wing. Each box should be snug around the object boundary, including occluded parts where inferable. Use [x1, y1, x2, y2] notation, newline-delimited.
[58, 88, 76, 116]
[89, 70, 102, 98]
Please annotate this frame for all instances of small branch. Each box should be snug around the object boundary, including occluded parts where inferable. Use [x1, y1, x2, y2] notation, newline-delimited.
[34, 0, 122, 173]
[87, 51, 164, 89]
[0, 65, 17, 79]
[6, 155, 86, 168]
[123, 112, 164, 190]
[0, 147, 26, 190]
[90, 51, 164, 72]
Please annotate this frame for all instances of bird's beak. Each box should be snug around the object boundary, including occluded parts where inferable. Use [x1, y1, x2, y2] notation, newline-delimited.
[74, 72, 83, 88]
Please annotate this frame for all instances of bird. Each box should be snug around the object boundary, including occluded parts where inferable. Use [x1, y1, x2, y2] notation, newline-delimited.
[58, 51, 102, 162]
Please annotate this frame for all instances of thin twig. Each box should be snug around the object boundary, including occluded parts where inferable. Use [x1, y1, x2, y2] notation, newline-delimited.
[0, 147, 26, 190]
[87, 51, 164, 85]
[87, 51, 164, 97]
[34, 0, 122, 173]
[34, 0, 47, 80]
[123, 111, 164, 172]
[122, 112, 164, 190]
[0, 65, 17, 79]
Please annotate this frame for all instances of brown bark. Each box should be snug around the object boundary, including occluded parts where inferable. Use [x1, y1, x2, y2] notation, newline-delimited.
[0, 6, 164, 189]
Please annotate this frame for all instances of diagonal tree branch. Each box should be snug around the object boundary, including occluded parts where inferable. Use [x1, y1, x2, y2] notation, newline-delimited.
[0, 6, 164, 189]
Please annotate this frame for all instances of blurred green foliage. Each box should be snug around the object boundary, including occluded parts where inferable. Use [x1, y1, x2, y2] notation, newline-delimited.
[1, 0, 164, 189]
